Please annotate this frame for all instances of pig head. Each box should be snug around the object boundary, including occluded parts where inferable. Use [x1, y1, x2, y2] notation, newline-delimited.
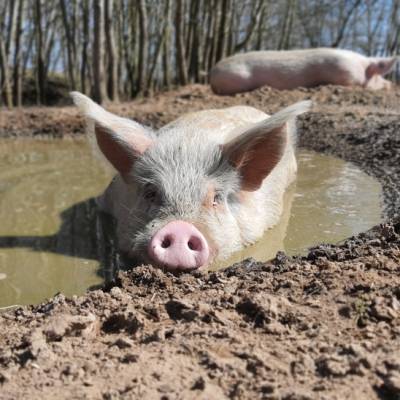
[71, 92, 310, 271]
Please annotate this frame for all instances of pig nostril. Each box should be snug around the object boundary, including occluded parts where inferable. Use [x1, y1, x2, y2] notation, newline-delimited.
[187, 236, 202, 251]
[161, 237, 171, 249]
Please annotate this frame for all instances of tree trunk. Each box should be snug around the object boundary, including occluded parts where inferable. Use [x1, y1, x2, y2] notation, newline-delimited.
[282, 0, 295, 50]
[209, 0, 221, 69]
[215, 0, 231, 62]
[147, 1, 170, 91]
[185, 0, 195, 68]
[6, 0, 18, 58]
[115, 1, 124, 96]
[162, 0, 172, 89]
[105, 0, 119, 101]
[175, 0, 188, 85]
[137, 0, 148, 95]
[35, 0, 46, 104]
[235, 0, 265, 52]
[123, 1, 137, 97]
[44, 24, 56, 78]
[92, 0, 108, 103]
[387, 0, 400, 55]
[80, 0, 89, 93]
[22, 26, 34, 80]
[331, 0, 362, 48]
[202, 0, 214, 78]
[60, 0, 76, 89]
[0, 35, 13, 108]
[188, 0, 201, 82]
[12, 0, 24, 107]
[278, 0, 292, 50]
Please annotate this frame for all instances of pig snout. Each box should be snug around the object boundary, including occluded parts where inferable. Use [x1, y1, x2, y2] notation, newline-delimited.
[148, 221, 210, 270]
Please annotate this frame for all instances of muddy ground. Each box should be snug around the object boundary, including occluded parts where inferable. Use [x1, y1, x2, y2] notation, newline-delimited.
[0, 85, 400, 399]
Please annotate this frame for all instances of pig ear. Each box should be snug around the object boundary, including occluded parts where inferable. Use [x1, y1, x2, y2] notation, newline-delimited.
[222, 101, 312, 192]
[70, 91, 154, 177]
[366, 57, 398, 79]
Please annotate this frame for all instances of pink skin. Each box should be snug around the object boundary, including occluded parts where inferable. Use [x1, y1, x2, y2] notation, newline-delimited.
[148, 220, 210, 271]
[210, 49, 397, 94]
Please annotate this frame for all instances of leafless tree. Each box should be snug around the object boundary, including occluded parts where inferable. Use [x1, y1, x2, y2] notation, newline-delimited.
[92, 0, 108, 103]
[137, 0, 149, 94]
[175, 0, 188, 85]
[80, 0, 90, 94]
[35, 0, 46, 104]
[0, 34, 13, 108]
[1, 0, 399, 106]
[105, 0, 119, 101]
[60, 0, 77, 89]
[12, 0, 24, 106]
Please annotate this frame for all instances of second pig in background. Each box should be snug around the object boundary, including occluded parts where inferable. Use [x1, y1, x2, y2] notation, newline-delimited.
[210, 48, 397, 94]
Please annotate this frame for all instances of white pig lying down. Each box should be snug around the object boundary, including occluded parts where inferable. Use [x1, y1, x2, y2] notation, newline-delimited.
[210, 48, 398, 94]
[71, 92, 311, 271]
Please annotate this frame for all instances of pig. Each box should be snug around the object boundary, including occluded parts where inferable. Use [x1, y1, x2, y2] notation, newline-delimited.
[71, 92, 311, 271]
[210, 48, 398, 94]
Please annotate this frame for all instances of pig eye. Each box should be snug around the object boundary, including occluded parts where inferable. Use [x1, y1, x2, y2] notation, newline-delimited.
[143, 186, 159, 202]
[212, 193, 224, 206]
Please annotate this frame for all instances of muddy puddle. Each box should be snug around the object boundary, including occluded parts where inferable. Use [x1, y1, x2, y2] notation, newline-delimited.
[0, 139, 382, 307]
[212, 151, 383, 269]
[0, 139, 112, 308]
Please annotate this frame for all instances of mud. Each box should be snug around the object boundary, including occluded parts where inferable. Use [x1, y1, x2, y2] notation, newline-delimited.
[0, 85, 400, 399]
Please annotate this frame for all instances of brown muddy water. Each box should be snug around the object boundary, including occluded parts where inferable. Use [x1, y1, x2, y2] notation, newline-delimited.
[0, 139, 382, 308]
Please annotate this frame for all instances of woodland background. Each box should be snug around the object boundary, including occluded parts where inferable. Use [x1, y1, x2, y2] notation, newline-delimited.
[0, 0, 399, 107]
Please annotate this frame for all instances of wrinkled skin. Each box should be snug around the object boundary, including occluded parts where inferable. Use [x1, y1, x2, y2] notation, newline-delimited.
[72, 92, 310, 271]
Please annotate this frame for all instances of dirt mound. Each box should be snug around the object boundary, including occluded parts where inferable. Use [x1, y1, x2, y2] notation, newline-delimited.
[1, 84, 400, 399]
[1, 84, 399, 137]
